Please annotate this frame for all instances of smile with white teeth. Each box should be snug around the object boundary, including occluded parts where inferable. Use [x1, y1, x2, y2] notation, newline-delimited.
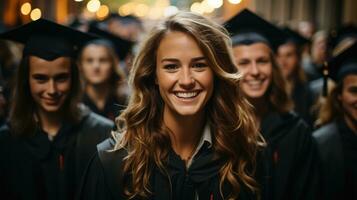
[174, 91, 199, 98]
[245, 79, 264, 87]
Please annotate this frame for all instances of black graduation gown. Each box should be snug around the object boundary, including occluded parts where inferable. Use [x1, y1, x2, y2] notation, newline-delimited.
[0, 107, 114, 200]
[78, 138, 256, 200]
[82, 93, 125, 122]
[292, 81, 315, 126]
[313, 120, 357, 200]
[257, 111, 319, 200]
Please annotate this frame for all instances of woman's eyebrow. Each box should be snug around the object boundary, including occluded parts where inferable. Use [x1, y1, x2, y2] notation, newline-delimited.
[161, 58, 179, 63]
[192, 57, 206, 62]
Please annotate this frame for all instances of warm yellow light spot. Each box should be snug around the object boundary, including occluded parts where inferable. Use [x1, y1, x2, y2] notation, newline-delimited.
[190, 2, 203, 14]
[74, 0, 83, 2]
[207, 0, 223, 9]
[133, 4, 149, 17]
[201, 0, 215, 14]
[147, 7, 162, 20]
[118, 2, 136, 16]
[30, 8, 41, 21]
[21, 2, 32, 15]
[164, 6, 178, 17]
[96, 5, 109, 19]
[87, 0, 101, 13]
[228, 0, 242, 4]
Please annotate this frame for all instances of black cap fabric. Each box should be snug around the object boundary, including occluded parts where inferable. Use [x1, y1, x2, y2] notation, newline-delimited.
[225, 9, 288, 51]
[88, 25, 133, 59]
[327, 41, 357, 82]
[282, 27, 310, 47]
[329, 25, 357, 49]
[0, 19, 97, 61]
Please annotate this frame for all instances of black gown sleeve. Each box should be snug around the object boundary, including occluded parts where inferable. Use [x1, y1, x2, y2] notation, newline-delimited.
[288, 120, 320, 200]
[78, 152, 113, 200]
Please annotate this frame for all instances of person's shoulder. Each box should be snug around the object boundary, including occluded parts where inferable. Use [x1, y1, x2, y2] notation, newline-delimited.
[97, 136, 127, 161]
[0, 123, 11, 142]
[85, 111, 114, 127]
[281, 111, 310, 130]
[312, 122, 338, 143]
[78, 104, 114, 128]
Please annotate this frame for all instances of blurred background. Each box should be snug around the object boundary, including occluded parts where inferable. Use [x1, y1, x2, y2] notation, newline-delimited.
[1, 0, 357, 31]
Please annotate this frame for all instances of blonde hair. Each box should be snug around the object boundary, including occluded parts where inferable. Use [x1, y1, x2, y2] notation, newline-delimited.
[316, 80, 340, 127]
[114, 11, 263, 199]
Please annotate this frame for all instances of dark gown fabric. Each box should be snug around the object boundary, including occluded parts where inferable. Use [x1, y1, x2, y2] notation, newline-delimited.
[82, 93, 125, 122]
[302, 61, 323, 82]
[79, 138, 256, 200]
[292, 81, 315, 126]
[257, 111, 319, 200]
[0, 106, 114, 200]
[313, 120, 357, 200]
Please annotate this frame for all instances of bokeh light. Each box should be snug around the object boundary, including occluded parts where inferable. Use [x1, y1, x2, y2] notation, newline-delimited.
[30, 8, 41, 21]
[207, 0, 223, 9]
[228, 0, 242, 4]
[190, 2, 204, 14]
[164, 6, 179, 17]
[87, 0, 101, 13]
[134, 4, 149, 17]
[96, 5, 109, 19]
[21, 2, 32, 15]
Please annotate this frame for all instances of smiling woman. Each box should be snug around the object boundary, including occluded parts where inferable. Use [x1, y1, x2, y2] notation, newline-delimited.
[0, 19, 114, 200]
[229, 9, 319, 200]
[79, 11, 264, 200]
[29, 57, 72, 117]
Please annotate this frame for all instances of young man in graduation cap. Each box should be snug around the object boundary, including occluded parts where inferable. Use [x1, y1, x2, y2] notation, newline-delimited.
[0, 19, 114, 200]
[313, 41, 357, 200]
[276, 27, 315, 126]
[225, 9, 319, 200]
[78, 25, 132, 121]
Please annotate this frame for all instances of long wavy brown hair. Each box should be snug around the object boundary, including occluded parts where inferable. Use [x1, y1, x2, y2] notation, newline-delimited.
[113, 12, 263, 199]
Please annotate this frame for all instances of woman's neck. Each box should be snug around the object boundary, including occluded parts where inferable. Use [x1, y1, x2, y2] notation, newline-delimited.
[86, 83, 111, 111]
[37, 109, 63, 138]
[163, 107, 206, 161]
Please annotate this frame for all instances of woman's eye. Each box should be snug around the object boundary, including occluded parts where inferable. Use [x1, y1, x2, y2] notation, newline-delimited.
[33, 75, 48, 83]
[192, 62, 208, 68]
[257, 59, 270, 64]
[163, 64, 178, 70]
[55, 75, 70, 83]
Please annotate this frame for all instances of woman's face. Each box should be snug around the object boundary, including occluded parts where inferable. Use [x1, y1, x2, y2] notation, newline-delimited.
[29, 56, 71, 113]
[156, 31, 214, 117]
[277, 42, 299, 79]
[339, 74, 357, 122]
[80, 44, 113, 85]
[233, 43, 273, 99]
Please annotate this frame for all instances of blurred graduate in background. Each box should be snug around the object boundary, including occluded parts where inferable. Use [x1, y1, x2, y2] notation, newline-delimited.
[0, 19, 113, 200]
[227, 9, 319, 200]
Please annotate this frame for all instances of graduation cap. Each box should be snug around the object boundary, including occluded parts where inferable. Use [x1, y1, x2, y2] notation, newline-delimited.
[88, 24, 133, 60]
[329, 25, 357, 48]
[281, 27, 310, 47]
[322, 41, 357, 96]
[225, 9, 288, 51]
[0, 19, 97, 61]
[327, 41, 357, 82]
